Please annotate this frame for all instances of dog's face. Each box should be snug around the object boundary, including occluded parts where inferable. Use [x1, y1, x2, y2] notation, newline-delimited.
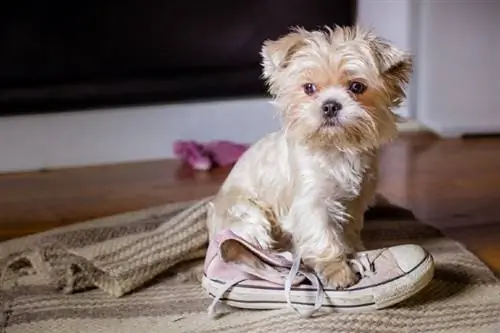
[261, 25, 412, 152]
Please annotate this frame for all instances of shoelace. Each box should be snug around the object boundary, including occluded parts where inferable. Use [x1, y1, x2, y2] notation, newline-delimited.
[207, 277, 247, 318]
[208, 253, 377, 318]
[283, 253, 376, 318]
[349, 253, 376, 278]
[283, 256, 324, 318]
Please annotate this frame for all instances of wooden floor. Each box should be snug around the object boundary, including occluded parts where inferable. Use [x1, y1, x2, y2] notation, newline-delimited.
[1, 132, 499, 275]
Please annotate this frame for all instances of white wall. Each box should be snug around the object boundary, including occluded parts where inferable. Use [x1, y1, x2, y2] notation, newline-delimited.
[413, 1, 500, 137]
[0, 98, 280, 172]
[357, 0, 412, 51]
[0, 2, 415, 173]
[496, 24, 500, 119]
[356, 0, 413, 119]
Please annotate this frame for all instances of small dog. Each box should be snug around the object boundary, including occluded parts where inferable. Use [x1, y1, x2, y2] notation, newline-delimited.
[207, 25, 412, 289]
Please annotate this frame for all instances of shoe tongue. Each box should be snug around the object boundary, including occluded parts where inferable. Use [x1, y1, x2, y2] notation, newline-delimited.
[216, 230, 306, 286]
[233, 260, 306, 286]
[216, 229, 292, 267]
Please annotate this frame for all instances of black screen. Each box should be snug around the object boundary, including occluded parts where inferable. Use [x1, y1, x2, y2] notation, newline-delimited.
[0, 0, 356, 115]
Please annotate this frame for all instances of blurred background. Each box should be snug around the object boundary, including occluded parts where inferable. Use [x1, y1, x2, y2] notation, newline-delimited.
[0, 0, 498, 172]
[1, 2, 500, 329]
[0, 0, 499, 276]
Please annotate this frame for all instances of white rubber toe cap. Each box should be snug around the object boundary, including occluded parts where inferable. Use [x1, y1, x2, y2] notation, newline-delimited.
[388, 244, 428, 273]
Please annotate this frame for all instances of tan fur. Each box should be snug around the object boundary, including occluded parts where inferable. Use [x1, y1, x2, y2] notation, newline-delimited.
[207, 25, 412, 289]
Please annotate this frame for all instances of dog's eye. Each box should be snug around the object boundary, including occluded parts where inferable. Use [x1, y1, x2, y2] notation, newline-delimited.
[348, 81, 367, 94]
[303, 83, 317, 96]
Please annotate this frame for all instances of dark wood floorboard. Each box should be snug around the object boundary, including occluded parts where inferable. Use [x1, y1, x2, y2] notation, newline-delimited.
[1, 132, 499, 274]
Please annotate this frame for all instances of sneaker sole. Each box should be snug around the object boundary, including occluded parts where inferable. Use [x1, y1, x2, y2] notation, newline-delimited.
[202, 250, 434, 313]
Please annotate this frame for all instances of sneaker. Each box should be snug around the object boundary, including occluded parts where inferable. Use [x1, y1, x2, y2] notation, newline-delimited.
[202, 229, 435, 318]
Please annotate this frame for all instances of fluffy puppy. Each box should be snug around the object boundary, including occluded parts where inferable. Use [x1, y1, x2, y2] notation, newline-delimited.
[207, 25, 412, 288]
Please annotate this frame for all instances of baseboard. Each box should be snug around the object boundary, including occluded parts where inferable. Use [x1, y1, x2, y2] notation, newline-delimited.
[0, 99, 425, 174]
[0, 98, 279, 173]
[417, 117, 500, 138]
[397, 118, 428, 133]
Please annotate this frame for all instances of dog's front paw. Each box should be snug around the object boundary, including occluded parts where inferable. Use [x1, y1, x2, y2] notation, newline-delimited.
[315, 259, 359, 290]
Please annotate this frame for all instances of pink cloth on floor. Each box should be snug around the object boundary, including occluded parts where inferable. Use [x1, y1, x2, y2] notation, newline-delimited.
[204, 140, 249, 167]
[173, 140, 249, 170]
[173, 140, 212, 171]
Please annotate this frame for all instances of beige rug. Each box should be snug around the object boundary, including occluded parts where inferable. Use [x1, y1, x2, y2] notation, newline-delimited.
[0, 197, 499, 333]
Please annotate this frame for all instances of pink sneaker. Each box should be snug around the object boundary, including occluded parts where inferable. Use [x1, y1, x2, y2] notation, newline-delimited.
[202, 229, 435, 318]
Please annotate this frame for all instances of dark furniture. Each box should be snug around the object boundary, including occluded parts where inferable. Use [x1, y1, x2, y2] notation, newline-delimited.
[0, 1, 356, 115]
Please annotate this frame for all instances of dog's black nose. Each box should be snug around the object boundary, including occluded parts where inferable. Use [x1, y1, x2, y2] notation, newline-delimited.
[322, 100, 343, 118]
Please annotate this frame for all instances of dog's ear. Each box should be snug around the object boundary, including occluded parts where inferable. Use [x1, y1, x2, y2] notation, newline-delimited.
[366, 34, 413, 107]
[261, 28, 306, 80]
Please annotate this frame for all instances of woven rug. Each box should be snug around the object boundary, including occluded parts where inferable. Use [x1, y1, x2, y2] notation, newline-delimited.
[1, 197, 499, 333]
